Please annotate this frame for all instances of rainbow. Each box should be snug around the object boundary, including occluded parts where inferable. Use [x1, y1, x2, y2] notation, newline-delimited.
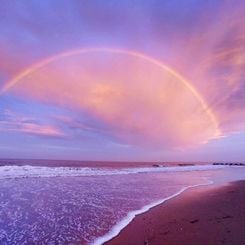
[0, 47, 221, 137]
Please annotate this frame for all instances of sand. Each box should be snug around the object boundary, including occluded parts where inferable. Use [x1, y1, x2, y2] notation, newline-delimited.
[106, 181, 245, 245]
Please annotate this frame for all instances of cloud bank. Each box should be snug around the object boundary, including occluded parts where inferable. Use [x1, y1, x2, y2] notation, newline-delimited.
[3, 49, 219, 150]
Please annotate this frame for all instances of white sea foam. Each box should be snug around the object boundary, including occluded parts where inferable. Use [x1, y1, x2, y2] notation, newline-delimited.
[92, 180, 214, 245]
[0, 164, 225, 179]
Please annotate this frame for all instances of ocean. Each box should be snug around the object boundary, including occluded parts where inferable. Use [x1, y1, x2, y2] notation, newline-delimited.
[0, 160, 244, 244]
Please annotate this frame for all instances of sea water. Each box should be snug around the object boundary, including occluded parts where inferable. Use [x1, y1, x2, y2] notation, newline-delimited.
[0, 161, 243, 244]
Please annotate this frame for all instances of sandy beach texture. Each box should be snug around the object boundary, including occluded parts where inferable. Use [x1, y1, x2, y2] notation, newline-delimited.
[106, 180, 245, 245]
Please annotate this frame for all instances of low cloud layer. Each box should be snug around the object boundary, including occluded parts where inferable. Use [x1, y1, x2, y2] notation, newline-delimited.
[0, 109, 64, 138]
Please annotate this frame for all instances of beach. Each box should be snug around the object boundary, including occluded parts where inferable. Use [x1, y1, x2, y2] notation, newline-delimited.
[106, 180, 245, 245]
[0, 161, 244, 244]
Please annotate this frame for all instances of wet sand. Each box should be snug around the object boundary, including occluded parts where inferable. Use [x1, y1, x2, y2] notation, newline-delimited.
[106, 180, 245, 245]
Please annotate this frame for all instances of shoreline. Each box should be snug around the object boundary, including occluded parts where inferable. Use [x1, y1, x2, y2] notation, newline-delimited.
[104, 180, 245, 245]
[93, 179, 214, 245]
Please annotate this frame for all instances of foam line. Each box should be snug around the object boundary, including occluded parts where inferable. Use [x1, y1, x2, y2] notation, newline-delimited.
[92, 180, 214, 245]
[0, 165, 225, 179]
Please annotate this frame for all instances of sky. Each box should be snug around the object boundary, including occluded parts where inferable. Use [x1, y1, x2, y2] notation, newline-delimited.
[0, 0, 245, 162]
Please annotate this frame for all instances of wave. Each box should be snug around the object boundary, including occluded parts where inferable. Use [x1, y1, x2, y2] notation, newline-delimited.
[92, 180, 214, 245]
[0, 164, 225, 180]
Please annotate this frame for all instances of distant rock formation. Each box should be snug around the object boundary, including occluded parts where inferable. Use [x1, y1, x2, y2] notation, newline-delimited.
[178, 163, 195, 166]
[212, 162, 245, 166]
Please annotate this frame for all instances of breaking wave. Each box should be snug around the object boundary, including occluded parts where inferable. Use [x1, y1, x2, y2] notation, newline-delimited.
[0, 164, 225, 180]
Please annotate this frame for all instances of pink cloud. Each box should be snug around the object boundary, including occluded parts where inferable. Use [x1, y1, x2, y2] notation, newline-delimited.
[2, 2, 245, 150]
[19, 123, 64, 137]
[152, 2, 245, 138]
[4, 50, 218, 149]
[0, 110, 65, 138]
